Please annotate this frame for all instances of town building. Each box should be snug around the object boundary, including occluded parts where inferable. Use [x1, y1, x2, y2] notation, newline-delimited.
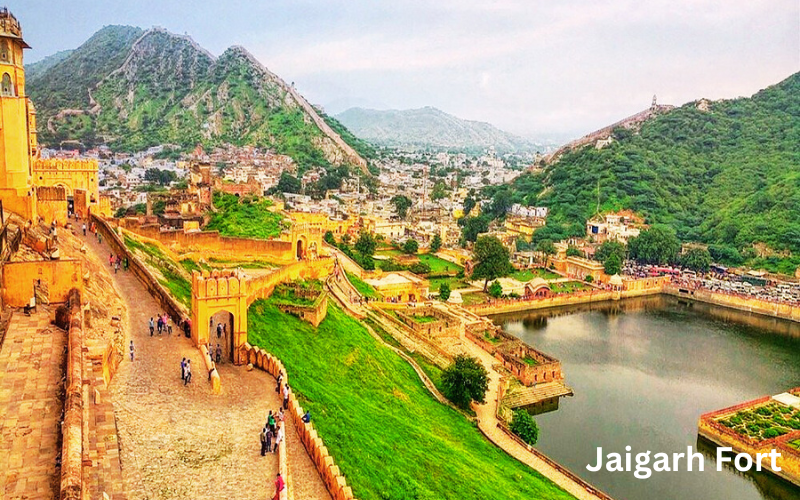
[585, 210, 645, 244]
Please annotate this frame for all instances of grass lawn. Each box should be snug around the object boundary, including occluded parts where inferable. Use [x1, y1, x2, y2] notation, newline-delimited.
[346, 272, 380, 299]
[428, 276, 471, 292]
[523, 355, 539, 366]
[411, 315, 438, 324]
[462, 291, 490, 306]
[551, 281, 592, 294]
[375, 249, 403, 258]
[248, 303, 574, 500]
[418, 253, 463, 274]
[205, 191, 286, 239]
[789, 439, 800, 451]
[124, 235, 192, 308]
[511, 268, 561, 281]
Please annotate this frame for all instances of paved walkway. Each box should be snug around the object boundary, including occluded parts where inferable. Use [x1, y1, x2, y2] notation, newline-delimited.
[0, 310, 65, 500]
[80, 228, 331, 500]
[458, 338, 605, 500]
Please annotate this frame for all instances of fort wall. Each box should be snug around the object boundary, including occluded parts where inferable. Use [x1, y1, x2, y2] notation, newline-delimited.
[1, 258, 82, 307]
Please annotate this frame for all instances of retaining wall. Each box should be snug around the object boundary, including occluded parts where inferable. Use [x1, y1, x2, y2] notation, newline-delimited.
[664, 286, 800, 324]
[60, 289, 83, 500]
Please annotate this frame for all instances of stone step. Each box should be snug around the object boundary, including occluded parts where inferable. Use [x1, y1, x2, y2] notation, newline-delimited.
[504, 382, 573, 408]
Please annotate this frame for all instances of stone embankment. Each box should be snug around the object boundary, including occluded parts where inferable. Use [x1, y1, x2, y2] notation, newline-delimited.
[664, 285, 800, 323]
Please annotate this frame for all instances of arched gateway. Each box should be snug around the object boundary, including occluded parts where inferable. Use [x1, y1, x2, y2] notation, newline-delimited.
[191, 269, 250, 365]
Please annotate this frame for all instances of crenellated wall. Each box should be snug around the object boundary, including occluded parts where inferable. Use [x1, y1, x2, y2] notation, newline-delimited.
[239, 342, 356, 500]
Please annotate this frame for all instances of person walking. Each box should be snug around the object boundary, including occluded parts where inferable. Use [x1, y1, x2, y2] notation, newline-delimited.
[273, 424, 284, 453]
[129, 341, 135, 361]
[82, 223, 86, 236]
[157, 315, 163, 335]
[275, 372, 283, 393]
[265, 426, 273, 454]
[215, 344, 221, 364]
[180, 357, 186, 382]
[167, 316, 173, 335]
[260, 426, 269, 456]
[282, 384, 290, 411]
[273, 472, 285, 500]
[267, 411, 276, 435]
[149, 317, 155, 336]
[216, 322, 223, 339]
[184, 360, 192, 385]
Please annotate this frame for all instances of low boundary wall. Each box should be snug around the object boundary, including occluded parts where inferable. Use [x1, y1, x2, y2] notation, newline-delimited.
[60, 289, 83, 500]
[664, 285, 800, 324]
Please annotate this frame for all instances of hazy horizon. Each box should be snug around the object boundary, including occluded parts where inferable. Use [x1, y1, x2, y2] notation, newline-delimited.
[16, 1, 799, 141]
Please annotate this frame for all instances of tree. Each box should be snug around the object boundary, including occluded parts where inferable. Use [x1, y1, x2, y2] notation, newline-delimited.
[441, 355, 489, 410]
[463, 196, 476, 217]
[489, 188, 512, 219]
[402, 239, 419, 255]
[323, 231, 336, 246]
[391, 195, 412, 218]
[488, 280, 504, 298]
[439, 282, 451, 302]
[276, 171, 301, 194]
[471, 236, 514, 290]
[354, 231, 377, 258]
[595, 240, 626, 263]
[408, 262, 431, 275]
[681, 247, 712, 272]
[604, 252, 622, 275]
[144, 168, 177, 186]
[566, 245, 583, 257]
[461, 215, 490, 244]
[628, 226, 681, 265]
[430, 234, 442, 253]
[536, 239, 557, 255]
[431, 181, 448, 201]
[510, 409, 539, 445]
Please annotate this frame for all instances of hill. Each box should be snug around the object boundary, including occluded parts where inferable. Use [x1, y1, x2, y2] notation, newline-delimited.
[504, 72, 800, 273]
[335, 106, 542, 153]
[25, 26, 371, 172]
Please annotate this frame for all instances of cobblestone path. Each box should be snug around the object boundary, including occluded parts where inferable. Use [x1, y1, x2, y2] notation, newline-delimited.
[0, 310, 65, 500]
[80, 228, 331, 500]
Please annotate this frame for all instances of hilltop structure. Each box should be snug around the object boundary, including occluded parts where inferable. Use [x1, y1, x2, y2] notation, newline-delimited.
[0, 9, 107, 223]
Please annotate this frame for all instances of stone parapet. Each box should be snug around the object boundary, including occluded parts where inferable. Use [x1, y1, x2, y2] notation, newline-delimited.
[239, 342, 357, 500]
[60, 289, 83, 500]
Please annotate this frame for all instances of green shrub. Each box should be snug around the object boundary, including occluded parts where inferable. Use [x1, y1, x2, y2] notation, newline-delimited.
[511, 409, 540, 446]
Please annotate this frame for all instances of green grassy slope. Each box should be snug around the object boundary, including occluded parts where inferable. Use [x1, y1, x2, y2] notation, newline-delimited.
[248, 302, 574, 500]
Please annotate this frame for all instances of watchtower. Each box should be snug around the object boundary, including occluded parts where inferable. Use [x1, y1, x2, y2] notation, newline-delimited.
[0, 8, 36, 219]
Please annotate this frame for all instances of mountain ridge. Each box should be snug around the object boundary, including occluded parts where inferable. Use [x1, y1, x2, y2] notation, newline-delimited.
[335, 106, 544, 153]
[26, 25, 369, 173]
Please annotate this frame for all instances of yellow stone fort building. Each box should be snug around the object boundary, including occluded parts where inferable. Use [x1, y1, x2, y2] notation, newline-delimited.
[0, 8, 106, 224]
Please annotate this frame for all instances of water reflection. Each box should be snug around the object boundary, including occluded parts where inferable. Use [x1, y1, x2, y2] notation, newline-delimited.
[492, 295, 800, 500]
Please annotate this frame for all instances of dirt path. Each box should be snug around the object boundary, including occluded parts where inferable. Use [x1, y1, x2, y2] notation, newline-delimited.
[78, 228, 330, 500]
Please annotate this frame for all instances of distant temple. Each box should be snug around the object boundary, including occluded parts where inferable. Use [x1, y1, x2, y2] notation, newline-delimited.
[0, 8, 108, 223]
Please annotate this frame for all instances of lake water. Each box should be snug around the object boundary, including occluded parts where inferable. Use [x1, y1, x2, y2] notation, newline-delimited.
[493, 295, 800, 500]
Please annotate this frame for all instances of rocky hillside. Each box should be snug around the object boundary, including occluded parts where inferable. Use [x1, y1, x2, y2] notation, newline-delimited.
[335, 106, 543, 153]
[26, 26, 369, 172]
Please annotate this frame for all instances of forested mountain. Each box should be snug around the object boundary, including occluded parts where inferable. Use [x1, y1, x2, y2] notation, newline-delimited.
[25, 26, 371, 172]
[335, 106, 543, 153]
[503, 72, 800, 273]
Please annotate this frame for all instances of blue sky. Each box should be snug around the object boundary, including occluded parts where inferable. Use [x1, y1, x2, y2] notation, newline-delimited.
[14, 0, 799, 140]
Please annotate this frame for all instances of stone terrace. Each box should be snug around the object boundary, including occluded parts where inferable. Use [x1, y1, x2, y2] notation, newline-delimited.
[0, 310, 65, 500]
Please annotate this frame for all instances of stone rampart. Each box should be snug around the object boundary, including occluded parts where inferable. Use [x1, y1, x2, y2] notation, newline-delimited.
[275, 290, 329, 327]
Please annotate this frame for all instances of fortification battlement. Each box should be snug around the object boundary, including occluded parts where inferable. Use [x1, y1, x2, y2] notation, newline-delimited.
[192, 269, 249, 299]
[32, 158, 99, 172]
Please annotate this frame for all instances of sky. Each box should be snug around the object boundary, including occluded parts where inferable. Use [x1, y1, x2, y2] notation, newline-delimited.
[14, 0, 800, 141]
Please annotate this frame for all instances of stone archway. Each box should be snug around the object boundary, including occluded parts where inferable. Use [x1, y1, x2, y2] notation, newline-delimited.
[296, 237, 306, 260]
[209, 310, 235, 363]
[191, 270, 250, 365]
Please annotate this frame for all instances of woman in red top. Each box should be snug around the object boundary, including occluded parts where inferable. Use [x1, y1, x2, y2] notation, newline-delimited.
[273, 472, 285, 499]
